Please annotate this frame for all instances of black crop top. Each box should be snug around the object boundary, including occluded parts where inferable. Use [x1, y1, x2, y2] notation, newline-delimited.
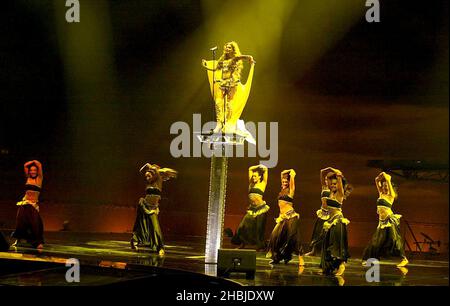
[377, 198, 392, 208]
[326, 198, 342, 208]
[278, 194, 293, 203]
[248, 187, 264, 196]
[146, 187, 161, 196]
[25, 184, 41, 192]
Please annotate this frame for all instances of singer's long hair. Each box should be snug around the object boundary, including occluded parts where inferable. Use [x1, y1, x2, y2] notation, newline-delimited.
[219, 41, 241, 59]
[218, 41, 244, 78]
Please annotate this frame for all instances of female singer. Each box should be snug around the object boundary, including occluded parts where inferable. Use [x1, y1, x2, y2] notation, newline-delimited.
[202, 41, 255, 134]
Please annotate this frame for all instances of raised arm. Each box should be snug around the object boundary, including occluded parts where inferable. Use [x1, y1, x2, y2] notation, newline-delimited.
[24, 160, 43, 179]
[288, 169, 296, 197]
[248, 165, 257, 183]
[139, 163, 151, 174]
[381, 172, 396, 199]
[33, 160, 43, 179]
[148, 164, 163, 187]
[325, 167, 345, 202]
[320, 167, 333, 189]
[375, 172, 384, 195]
[235, 55, 255, 64]
[261, 165, 268, 185]
[335, 172, 345, 203]
[281, 169, 289, 181]
[140, 163, 163, 184]
[24, 161, 34, 177]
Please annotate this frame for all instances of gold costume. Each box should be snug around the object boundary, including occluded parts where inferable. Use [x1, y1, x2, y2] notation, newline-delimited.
[202, 42, 255, 135]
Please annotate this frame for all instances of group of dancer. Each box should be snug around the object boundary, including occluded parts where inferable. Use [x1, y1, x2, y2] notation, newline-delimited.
[230, 165, 408, 276]
[6, 41, 407, 278]
[198, 41, 407, 274]
[8, 158, 408, 277]
[8, 160, 178, 258]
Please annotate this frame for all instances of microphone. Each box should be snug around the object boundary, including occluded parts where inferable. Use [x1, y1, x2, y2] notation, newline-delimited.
[210, 46, 218, 51]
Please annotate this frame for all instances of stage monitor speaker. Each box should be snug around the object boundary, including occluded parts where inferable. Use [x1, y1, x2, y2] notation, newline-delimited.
[217, 249, 256, 279]
[0, 232, 9, 251]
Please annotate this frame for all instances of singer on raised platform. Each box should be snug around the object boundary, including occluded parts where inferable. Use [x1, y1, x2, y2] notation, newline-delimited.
[202, 41, 255, 135]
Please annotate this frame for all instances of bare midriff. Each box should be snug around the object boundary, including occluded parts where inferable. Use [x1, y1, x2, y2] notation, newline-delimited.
[144, 194, 161, 206]
[377, 206, 393, 220]
[248, 194, 265, 206]
[278, 200, 293, 215]
[24, 190, 39, 203]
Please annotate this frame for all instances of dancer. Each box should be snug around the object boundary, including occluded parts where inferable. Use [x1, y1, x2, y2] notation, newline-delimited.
[11, 160, 44, 249]
[362, 172, 408, 267]
[319, 168, 351, 275]
[202, 41, 255, 136]
[266, 169, 304, 266]
[130, 163, 177, 256]
[231, 165, 269, 251]
[306, 167, 352, 256]
[305, 168, 333, 256]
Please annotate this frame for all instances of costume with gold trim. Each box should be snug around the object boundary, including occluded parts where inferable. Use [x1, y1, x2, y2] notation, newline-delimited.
[362, 197, 406, 260]
[231, 187, 269, 250]
[320, 198, 350, 275]
[308, 190, 331, 255]
[131, 187, 164, 252]
[12, 184, 44, 248]
[267, 193, 303, 263]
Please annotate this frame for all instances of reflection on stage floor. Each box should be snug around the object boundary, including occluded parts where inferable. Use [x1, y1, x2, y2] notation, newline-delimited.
[0, 232, 447, 286]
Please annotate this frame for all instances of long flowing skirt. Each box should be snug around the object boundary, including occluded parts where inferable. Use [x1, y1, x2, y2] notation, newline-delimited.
[231, 210, 268, 250]
[131, 198, 164, 252]
[320, 217, 350, 274]
[309, 217, 326, 255]
[267, 215, 303, 263]
[362, 215, 405, 260]
[12, 205, 44, 247]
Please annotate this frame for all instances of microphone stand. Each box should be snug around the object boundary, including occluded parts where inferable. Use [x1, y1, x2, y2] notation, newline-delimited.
[211, 47, 217, 134]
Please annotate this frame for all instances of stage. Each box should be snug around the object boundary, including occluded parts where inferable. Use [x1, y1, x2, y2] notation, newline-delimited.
[0, 231, 447, 286]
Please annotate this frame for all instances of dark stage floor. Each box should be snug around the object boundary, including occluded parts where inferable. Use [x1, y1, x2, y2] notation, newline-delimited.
[0, 231, 448, 286]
